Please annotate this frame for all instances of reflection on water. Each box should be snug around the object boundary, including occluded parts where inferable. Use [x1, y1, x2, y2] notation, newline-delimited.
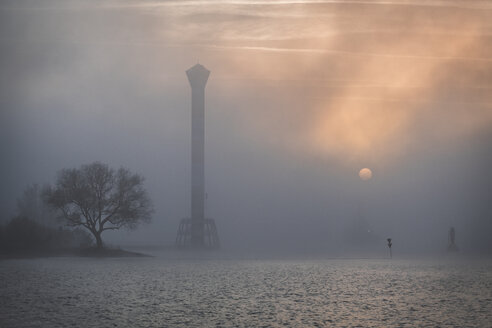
[1, 255, 491, 327]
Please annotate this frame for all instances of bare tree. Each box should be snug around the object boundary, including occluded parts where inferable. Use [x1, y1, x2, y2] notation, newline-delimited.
[44, 162, 153, 249]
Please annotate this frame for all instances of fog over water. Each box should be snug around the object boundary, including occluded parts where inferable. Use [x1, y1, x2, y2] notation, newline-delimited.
[1, 0, 492, 255]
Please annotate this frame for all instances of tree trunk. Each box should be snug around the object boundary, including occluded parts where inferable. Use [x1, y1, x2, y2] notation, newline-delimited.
[93, 231, 103, 249]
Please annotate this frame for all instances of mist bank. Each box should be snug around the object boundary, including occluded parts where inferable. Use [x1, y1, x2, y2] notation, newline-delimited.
[1, 0, 491, 256]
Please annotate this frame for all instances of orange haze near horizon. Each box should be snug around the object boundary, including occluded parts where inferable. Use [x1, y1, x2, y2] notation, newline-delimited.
[6, 0, 492, 167]
[149, 0, 492, 166]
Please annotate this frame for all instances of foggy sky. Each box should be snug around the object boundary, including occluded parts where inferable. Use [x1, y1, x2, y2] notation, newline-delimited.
[1, 0, 491, 254]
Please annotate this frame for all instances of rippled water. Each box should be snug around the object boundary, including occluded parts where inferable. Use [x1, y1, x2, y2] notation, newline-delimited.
[1, 254, 492, 327]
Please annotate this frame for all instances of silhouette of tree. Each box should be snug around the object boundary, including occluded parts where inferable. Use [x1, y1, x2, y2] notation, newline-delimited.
[44, 162, 153, 249]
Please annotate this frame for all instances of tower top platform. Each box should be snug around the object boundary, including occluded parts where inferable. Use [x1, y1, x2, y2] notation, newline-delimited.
[186, 64, 210, 89]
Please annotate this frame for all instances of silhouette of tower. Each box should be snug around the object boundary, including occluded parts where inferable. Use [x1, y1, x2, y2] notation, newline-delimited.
[175, 64, 219, 249]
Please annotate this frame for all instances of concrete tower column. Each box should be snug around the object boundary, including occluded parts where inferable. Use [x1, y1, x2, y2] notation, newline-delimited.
[186, 64, 210, 248]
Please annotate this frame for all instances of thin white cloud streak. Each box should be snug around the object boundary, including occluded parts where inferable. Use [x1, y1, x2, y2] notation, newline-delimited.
[205, 45, 492, 62]
[1, 37, 491, 64]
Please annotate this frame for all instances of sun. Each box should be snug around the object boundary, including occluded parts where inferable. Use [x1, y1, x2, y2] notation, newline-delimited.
[359, 168, 373, 181]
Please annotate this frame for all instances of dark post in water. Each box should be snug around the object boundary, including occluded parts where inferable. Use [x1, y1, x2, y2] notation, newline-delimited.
[447, 227, 459, 252]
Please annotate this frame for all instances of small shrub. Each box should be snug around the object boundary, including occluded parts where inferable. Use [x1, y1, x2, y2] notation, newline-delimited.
[0, 216, 93, 252]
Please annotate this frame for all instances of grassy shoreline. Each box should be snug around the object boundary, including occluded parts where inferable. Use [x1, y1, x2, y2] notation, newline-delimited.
[0, 247, 150, 260]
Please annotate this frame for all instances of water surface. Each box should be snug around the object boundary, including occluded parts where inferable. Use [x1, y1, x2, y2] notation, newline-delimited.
[1, 255, 491, 327]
